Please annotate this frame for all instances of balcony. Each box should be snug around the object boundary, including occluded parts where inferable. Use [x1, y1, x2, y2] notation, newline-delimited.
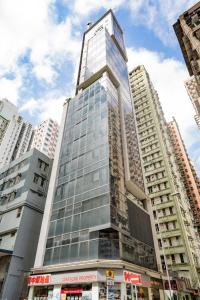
[149, 188, 172, 198]
[146, 177, 168, 188]
[158, 214, 177, 223]
[168, 263, 190, 272]
[155, 201, 174, 210]
[160, 245, 185, 255]
[157, 229, 181, 239]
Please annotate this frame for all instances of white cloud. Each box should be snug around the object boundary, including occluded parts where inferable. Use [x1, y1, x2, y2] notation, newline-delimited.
[128, 0, 197, 45]
[0, 0, 81, 93]
[127, 47, 200, 168]
[33, 62, 57, 84]
[19, 98, 38, 115]
[0, 72, 23, 105]
[63, 0, 125, 18]
[61, 0, 198, 47]
[19, 95, 65, 124]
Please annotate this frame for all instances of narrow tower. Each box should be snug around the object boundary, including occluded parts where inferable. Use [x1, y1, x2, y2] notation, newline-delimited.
[129, 65, 200, 297]
[28, 11, 164, 300]
[168, 117, 200, 234]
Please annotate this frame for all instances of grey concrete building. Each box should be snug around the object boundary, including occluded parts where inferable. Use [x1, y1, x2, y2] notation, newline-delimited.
[0, 149, 52, 300]
[129, 65, 200, 298]
[28, 10, 164, 300]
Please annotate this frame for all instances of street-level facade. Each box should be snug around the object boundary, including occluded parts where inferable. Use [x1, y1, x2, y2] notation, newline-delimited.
[129, 65, 200, 299]
[28, 262, 163, 300]
[28, 10, 164, 300]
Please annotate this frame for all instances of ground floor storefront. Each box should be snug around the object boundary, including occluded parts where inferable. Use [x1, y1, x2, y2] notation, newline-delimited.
[27, 268, 164, 300]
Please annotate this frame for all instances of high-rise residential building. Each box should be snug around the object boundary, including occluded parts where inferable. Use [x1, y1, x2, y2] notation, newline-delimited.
[28, 10, 165, 300]
[32, 119, 59, 159]
[174, 2, 200, 129]
[174, 2, 200, 85]
[0, 149, 52, 300]
[168, 117, 200, 234]
[185, 77, 200, 129]
[129, 65, 200, 296]
[0, 98, 34, 168]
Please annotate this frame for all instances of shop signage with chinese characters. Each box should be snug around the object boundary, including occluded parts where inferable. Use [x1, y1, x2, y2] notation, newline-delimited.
[123, 271, 141, 285]
[123, 271, 152, 287]
[27, 274, 51, 285]
[28, 271, 98, 286]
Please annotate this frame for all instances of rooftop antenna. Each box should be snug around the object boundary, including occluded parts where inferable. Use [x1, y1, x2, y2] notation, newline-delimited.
[87, 22, 93, 29]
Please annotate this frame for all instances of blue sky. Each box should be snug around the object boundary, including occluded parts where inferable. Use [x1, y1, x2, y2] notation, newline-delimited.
[0, 0, 200, 172]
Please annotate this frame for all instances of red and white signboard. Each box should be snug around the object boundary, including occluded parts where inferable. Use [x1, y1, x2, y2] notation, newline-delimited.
[27, 274, 51, 285]
[28, 271, 97, 286]
[60, 271, 97, 284]
[123, 271, 142, 285]
[61, 288, 83, 294]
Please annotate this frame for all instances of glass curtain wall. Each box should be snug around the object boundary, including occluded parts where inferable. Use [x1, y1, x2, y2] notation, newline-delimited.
[43, 10, 157, 271]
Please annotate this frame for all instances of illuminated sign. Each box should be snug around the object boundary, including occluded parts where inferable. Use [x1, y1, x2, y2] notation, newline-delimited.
[28, 271, 97, 286]
[123, 271, 141, 285]
[61, 272, 97, 284]
[61, 288, 83, 294]
[106, 270, 114, 278]
[27, 274, 51, 285]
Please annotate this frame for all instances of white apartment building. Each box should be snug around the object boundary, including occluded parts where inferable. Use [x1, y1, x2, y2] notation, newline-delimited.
[32, 119, 59, 159]
[0, 99, 34, 169]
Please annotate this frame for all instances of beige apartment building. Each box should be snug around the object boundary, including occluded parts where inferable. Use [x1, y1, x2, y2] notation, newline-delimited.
[185, 77, 200, 129]
[168, 117, 200, 233]
[129, 65, 200, 298]
[174, 2, 200, 128]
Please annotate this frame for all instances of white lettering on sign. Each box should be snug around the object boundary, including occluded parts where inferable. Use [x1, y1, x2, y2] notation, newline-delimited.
[28, 271, 98, 286]
[123, 271, 141, 285]
[61, 273, 97, 283]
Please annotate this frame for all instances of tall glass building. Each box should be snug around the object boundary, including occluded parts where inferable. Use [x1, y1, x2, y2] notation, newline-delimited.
[28, 10, 164, 300]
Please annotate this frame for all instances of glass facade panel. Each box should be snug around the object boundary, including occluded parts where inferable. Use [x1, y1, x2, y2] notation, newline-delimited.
[43, 11, 157, 271]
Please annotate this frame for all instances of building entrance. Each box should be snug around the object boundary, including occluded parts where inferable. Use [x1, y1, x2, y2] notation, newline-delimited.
[61, 285, 92, 300]
[63, 295, 82, 300]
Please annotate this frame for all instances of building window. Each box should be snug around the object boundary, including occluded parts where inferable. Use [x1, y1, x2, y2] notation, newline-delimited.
[33, 174, 39, 184]
[38, 159, 49, 172]
[171, 254, 175, 264]
[17, 207, 22, 218]
[9, 192, 16, 202]
[41, 177, 46, 187]
[155, 224, 159, 232]
[180, 253, 185, 263]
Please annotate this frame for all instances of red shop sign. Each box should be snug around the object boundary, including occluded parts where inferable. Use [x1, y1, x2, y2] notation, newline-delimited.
[123, 271, 141, 285]
[61, 288, 83, 294]
[27, 274, 51, 285]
